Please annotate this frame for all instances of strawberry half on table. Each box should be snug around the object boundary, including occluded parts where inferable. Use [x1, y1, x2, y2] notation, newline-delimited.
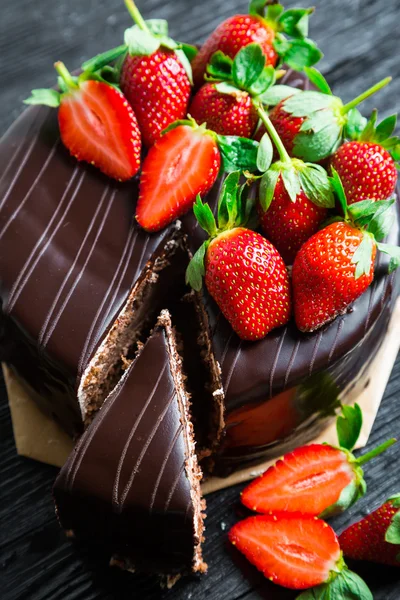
[330, 109, 399, 204]
[185, 171, 291, 341]
[191, 0, 322, 88]
[292, 169, 400, 332]
[339, 493, 400, 567]
[24, 62, 141, 181]
[136, 121, 221, 231]
[229, 514, 373, 598]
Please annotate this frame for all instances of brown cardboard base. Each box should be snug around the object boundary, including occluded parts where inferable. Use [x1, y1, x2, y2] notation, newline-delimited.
[4, 298, 400, 494]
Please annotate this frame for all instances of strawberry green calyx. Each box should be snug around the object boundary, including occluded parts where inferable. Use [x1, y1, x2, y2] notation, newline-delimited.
[336, 403, 363, 452]
[330, 168, 400, 277]
[280, 74, 391, 161]
[186, 171, 255, 291]
[319, 438, 396, 520]
[296, 565, 373, 600]
[354, 109, 400, 161]
[385, 494, 400, 547]
[248, 1, 322, 71]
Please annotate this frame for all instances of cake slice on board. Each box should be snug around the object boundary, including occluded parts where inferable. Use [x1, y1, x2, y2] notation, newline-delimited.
[53, 310, 207, 581]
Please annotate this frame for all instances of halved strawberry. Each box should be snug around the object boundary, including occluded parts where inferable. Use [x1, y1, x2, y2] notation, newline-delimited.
[25, 62, 141, 181]
[136, 122, 220, 231]
[229, 514, 341, 590]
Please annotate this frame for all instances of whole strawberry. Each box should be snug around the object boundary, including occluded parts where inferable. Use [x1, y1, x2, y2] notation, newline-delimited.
[119, 0, 193, 147]
[330, 110, 399, 204]
[266, 69, 391, 161]
[25, 62, 141, 181]
[136, 121, 220, 231]
[189, 82, 258, 138]
[339, 494, 400, 567]
[186, 172, 291, 341]
[229, 514, 373, 597]
[191, 1, 320, 88]
[292, 170, 400, 332]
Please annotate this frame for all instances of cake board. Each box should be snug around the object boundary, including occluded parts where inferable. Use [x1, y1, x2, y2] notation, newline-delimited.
[4, 298, 400, 495]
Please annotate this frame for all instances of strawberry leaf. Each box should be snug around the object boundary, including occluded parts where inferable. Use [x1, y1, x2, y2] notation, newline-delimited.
[281, 165, 301, 202]
[266, 3, 285, 21]
[376, 242, 400, 272]
[214, 82, 241, 96]
[249, 0, 275, 17]
[193, 196, 217, 237]
[186, 241, 208, 291]
[217, 135, 259, 173]
[81, 45, 128, 73]
[298, 163, 335, 208]
[232, 43, 265, 90]
[294, 123, 342, 162]
[385, 511, 400, 545]
[297, 568, 373, 600]
[278, 8, 313, 39]
[145, 19, 169, 36]
[179, 42, 198, 62]
[218, 171, 241, 229]
[207, 51, 233, 81]
[375, 114, 397, 141]
[365, 198, 395, 241]
[283, 91, 338, 117]
[299, 109, 337, 134]
[260, 168, 280, 211]
[24, 88, 61, 108]
[352, 234, 374, 279]
[330, 168, 348, 218]
[259, 84, 301, 106]
[248, 65, 276, 96]
[304, 67, 332, 95]
[337, 403, 363, 451]
[276, 37, 323, 71]
[124, 25, 161, 56]
[257, 133, 273, 172]
[344, 108, 368, 141]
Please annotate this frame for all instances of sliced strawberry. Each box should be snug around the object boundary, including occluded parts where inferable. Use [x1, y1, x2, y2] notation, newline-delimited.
[59, 80, 141, 181]
[136, 124, 220, 231]
[241, 444, 354, 516]
[229, 514, 341, 590]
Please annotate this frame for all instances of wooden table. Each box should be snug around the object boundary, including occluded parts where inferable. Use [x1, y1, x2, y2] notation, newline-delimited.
[1, 0, 400, 598]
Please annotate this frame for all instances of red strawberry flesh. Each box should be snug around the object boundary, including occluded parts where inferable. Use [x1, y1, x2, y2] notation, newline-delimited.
[241, 443, 354, 516]
[58, 80, 141, 181]
[136, 125, 220, 231]
[229, 514, 341, 589]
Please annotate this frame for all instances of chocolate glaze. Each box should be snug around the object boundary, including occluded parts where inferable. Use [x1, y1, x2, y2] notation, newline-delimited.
[0, 69, 399, 472]
[53, 316, 204, 576]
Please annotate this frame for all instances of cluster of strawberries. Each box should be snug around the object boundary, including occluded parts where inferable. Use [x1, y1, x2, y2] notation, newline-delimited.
[26, 0, 400, 343]
[229, 405, 400, 597]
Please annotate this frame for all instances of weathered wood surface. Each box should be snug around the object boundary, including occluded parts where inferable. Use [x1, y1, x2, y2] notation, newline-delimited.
[1, 0, 400, 598]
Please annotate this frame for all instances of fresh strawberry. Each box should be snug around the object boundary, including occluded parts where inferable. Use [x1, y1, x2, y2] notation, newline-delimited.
[191, 2, 320, 88]
[186, 172, 291, 341]
[229, 514, 342, 589]
[189, 83, 258, 138]
[241, 438, 396, 518]
[136, 122, 220, 231]
[330, 110, 399, 204]
[258, 179, 328, 264]
[339, 494, 400, 567]
[265, 69, 391, 161]
[292, 169, 400, 332]
[118, 0, 193, 147]
[25, 62, 141, 181]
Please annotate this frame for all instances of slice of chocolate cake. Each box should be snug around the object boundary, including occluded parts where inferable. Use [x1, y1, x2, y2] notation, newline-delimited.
[53, 310, 207, 579]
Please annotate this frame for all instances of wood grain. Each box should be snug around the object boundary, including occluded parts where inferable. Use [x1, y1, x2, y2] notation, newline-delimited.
[0, 0, 400, 598]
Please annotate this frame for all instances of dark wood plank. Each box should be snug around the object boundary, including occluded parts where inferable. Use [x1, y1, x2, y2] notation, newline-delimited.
[1, 0, 400, 598]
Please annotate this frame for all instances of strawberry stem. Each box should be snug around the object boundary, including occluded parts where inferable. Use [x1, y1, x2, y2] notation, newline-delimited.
[124, 0, 150, 33]
[357, 438, 396, 466]
[54, 62, 79, 90]
[342, 77, 392, 115]
[255, 102, 292, 165]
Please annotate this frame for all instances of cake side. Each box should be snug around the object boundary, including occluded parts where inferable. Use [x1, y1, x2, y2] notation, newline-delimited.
[53, 310, 206, 577]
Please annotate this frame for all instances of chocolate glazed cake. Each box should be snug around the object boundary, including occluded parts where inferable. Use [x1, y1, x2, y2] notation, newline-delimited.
[54, 310, 207, 580]
[0, 69, 399, 478]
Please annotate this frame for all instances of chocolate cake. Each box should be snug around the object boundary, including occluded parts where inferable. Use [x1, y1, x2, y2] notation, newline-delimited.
[53, 310, 207, 580]
[0, 69, 399, 480]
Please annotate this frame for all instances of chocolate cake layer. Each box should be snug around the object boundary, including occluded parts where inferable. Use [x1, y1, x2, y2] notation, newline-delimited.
[1, 68, 399, 474]
[53, 311, 206, 577]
